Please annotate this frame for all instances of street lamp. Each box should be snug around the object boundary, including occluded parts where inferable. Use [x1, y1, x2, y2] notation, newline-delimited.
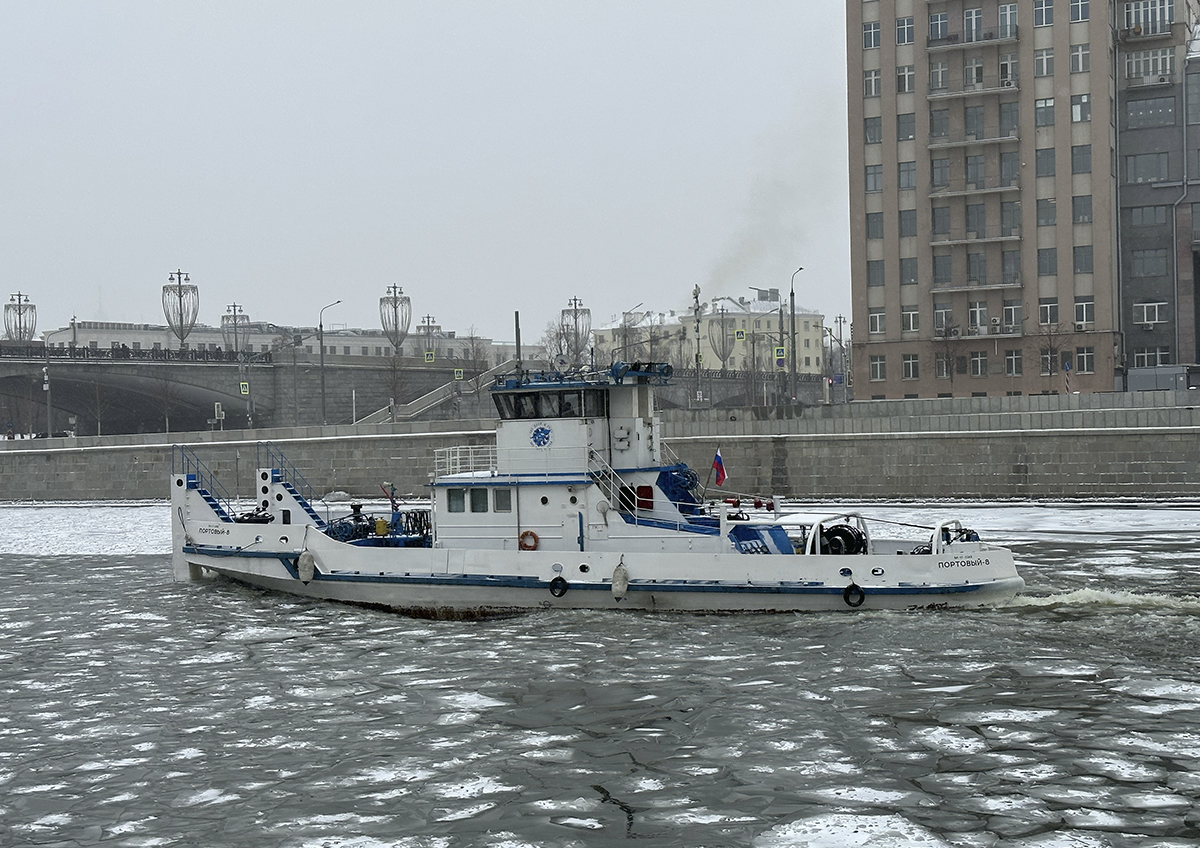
[319, 299, 341, 425]
[789, 267, 802, 402]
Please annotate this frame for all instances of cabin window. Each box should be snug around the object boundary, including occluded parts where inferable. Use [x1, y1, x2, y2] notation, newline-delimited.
[560, 391, 582, 417]
[636, 486, 653, 511]
[470, 488, 488, 513]
[493, 488, 512, 512]
[447, 488, 466, 512]
[584, 390, 607, 417]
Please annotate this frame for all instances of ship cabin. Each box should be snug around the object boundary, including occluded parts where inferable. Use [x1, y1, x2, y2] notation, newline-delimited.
[429, 363, 733, 554]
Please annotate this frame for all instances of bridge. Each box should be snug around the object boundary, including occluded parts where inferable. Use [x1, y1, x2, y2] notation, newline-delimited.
[0, 345, 469, 435]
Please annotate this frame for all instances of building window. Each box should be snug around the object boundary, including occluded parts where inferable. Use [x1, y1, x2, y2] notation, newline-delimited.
[1004, 300, 1023, 328]
[1037, 199, 1057, 227]
[930, 63, 949, 92]
[1071, 93, 1091, 122]
[1134, 300, 1168, 323]
[930, 107, 949, 137]
[964, 8, 983, 41]
[1040, 298, 1060, 325]
[1035, 0, 1054, 26]
[900, 257, 918, 284]
[868, 308, 886, 334]
[1130, 205, 1168, 226]
[970, 351, 988, 377]
[1189, 74, 1200, 122]
[999, 4, 1018, 37]
[966, 202, 985, 235]
[1075, 297, 1095, 325]
[1126, 96, 1176, 128]
[966, 154, 985, 187]
[864, 116, 882, 143]
[1074, 245, 1094, 273]
[1076, 347, 1095, 374]
[965, 105, 985, 138]
[999, 101, 1019, 136]
[897, 113, 916, 141]
[1072, 144, 1092, 174]
[932, 206, 950, 234]
[934, 302, 953, 331]
[1001, 201, 1020, 236]
[899, 208, 917, 237]
[1070, 43, 1090, 73]
[869, 355, 887, 381]
[1036, 148, 1055, 177]
[965, 58, 984, 87]
[1132, 249, 1169, 277]
[969, 300, 988, 328]
[999, 53, 1018, 84]
[1002, 249, 1021, 284]
[902, 354, 920, 380]
[1072, 0, 1089, 21]
[1126, 48, 1175, 80]
[1038, 248, 1058, 276]
[865, 164, 883, 192]
[931, 157, 950, 186]
[864, 69, 882, 98]
[863, 21, 881, 49]
[1125, 1, 1175, 35]
[896, 65, 916, 93]
[935, 353, 952, 378]
[898, 160, 917, 190]
[1133, 346, 1173, 367]
[933, 254, 953, 284]
[896, 16, 914, 45]
[967, 252, 987, 283]
[1036, 98, 1055, 126]
[866, 212, 883, 239]
[1006, 349, 1023, 376]
[930, 12, 949, 41]
[1001, 151, 1019, 185]
[1073, 195, 1093, 223]
[1035, 48, 1054, 77]
[902, 306, 920, 332]
[867, 260, 885, 287]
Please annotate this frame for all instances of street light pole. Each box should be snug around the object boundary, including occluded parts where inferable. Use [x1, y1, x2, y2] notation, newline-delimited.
[42, 367, 51, 435]
[319, 299, 341, 425]
[789, 266, 802, 403]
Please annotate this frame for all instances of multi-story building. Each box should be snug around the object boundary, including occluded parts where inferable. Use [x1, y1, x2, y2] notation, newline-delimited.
[848, 0, 1199, 397]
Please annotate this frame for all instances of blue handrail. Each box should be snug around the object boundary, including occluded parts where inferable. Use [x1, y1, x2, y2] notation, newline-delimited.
[171, 445, 235, 520]
[256, 441, 320, 506]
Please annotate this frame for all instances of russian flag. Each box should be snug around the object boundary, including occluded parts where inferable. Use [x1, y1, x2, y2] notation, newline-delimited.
[712, 448, 727, 486]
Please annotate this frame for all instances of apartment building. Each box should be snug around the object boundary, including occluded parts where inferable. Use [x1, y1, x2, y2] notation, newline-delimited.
[848, 0, 1198, 397]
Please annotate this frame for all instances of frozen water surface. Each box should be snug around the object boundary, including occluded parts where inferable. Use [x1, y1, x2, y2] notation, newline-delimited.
[1, 501, 1199, 845]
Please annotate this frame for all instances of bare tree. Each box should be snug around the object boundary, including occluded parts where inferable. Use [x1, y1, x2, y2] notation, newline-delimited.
[81, 380, 116, 436]
[149, 375, 182, 433]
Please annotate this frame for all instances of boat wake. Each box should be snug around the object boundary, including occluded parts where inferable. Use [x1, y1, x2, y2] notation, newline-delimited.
[1012, 587, 1200, 612]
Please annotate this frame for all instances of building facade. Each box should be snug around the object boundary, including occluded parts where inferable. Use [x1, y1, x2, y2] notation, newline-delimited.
[848, 0, 1199, 397]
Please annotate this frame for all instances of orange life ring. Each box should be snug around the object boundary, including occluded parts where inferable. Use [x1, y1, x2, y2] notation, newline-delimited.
[519, 530, 539, 551]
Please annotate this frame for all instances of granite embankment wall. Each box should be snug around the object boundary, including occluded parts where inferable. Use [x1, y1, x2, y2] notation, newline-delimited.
[2, 390, 1200, 501]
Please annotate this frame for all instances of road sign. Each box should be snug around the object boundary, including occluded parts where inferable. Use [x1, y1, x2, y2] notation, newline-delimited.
[424, 351, 435, 363]
[735, 329, 745, 341]
[454, 368, 464, 380]
[239, 381, 249, 395]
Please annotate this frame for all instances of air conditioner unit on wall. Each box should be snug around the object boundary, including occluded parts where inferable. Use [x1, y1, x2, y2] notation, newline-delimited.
[1075, 322, 1086, 331]
[990, 317, 1002, 326]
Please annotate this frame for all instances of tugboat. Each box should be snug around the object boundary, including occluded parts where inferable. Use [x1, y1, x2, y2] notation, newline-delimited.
[170, 362, 1024, 617]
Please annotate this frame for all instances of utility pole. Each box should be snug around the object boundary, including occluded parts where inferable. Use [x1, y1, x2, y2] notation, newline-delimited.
[789, 267, 802, 403]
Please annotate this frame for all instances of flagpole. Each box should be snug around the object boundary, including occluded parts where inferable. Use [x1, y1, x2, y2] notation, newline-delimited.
[701, 442, 720, 503]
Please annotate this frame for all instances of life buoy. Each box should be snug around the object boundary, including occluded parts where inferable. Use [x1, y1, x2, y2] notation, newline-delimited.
[549, 576, 569, 597]
[519, 530, 539, 551]
[843, 583, 866, 607]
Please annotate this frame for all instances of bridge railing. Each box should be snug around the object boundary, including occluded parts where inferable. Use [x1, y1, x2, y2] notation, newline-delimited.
[0, 344, 272, 363]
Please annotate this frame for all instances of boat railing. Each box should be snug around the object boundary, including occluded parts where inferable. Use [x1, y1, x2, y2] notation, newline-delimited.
[171, 445, 235, 520]
[435, 444, 498, 476]
[256, 441, 323, 508]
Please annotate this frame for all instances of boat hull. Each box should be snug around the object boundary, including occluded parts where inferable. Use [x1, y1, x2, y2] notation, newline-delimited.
[180, 532, 1025, 618]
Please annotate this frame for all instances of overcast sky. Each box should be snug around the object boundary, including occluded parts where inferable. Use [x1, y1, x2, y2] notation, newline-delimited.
[1, 2, 850, 345]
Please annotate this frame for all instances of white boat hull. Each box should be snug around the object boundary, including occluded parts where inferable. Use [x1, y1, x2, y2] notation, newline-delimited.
[178, 522, 1025, 618]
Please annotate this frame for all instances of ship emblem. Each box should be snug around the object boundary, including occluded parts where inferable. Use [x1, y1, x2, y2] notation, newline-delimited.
[531, 425, 553, 448]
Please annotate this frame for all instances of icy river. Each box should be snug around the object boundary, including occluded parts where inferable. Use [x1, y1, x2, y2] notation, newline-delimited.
[1, 501, 1199, 847]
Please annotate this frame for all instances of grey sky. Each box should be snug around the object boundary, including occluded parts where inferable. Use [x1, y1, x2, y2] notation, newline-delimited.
[2, 2, 850, 344]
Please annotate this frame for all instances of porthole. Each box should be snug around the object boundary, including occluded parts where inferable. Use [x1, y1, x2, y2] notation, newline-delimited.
[541, 496, 549, 505]
[579, 563, 590, 573]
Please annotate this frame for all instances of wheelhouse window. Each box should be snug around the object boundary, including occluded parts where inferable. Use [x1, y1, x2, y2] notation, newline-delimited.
[470, 488, 488, 513]
[447, 488, 466, 513]
[493, 488, 512, 512]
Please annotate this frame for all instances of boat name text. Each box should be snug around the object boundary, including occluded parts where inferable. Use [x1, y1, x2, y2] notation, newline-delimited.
[937, 556, 990, 569]
[197, 525, 231, 536]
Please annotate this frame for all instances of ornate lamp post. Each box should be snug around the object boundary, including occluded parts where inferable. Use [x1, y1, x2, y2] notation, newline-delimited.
[560, 296, 591, 369]
[162, 270, 199, 350]
[319, 300, 341, 425]
[220, 303, 249, 354]
[379, 284, 412, 353]
[4, 292, 36, 341]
